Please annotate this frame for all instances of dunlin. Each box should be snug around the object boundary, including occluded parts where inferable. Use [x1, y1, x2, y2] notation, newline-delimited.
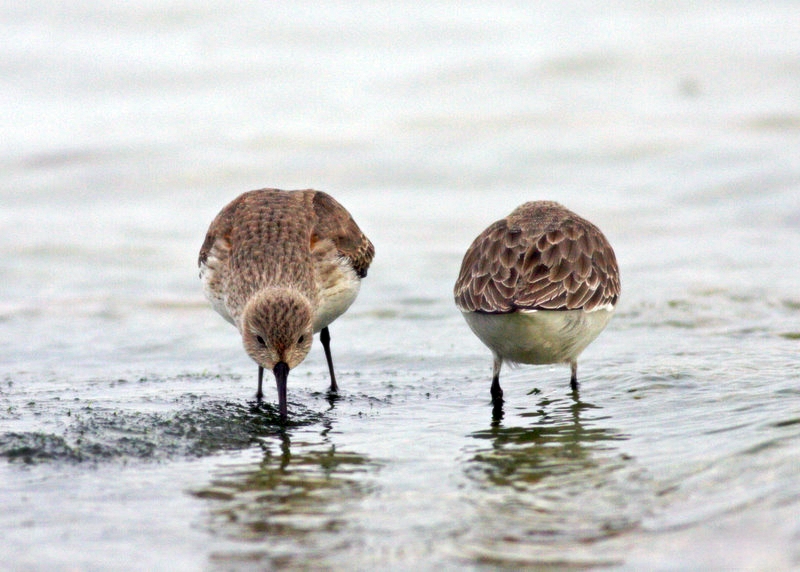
[454, 201, 620, 404]
[199, 189, 374, 420]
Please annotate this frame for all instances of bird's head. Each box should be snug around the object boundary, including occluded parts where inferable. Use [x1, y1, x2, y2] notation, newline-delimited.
[241, 288, 314, 372]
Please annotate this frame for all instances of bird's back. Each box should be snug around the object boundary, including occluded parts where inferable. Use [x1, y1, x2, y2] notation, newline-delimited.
[454, 201, 620, 314]
[199, 189, 374, 327]
[199, 190, 314, 322]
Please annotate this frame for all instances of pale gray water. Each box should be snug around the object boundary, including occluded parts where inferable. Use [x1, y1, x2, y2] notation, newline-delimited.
[2, 1, 800, 570]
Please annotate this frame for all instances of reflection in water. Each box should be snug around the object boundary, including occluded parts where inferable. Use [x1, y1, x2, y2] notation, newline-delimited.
[193, 432, 378, 568]
[471, 396, 624, 489]
[462, 395, 645, 566]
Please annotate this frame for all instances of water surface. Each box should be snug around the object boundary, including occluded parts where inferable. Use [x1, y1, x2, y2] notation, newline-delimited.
[2, 1, 800, 570]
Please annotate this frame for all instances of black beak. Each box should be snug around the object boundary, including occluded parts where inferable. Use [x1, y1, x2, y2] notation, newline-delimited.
[273, 361, 289, 420]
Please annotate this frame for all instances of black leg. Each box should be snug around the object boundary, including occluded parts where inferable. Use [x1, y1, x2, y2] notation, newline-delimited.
[491, 392, 504, 424]
[256, 365, 264, 401]
[490, 374, 504, 404]
[320, 326, 338, 393]
[570, 360, 578, 392]
[490, 355, 503, 404]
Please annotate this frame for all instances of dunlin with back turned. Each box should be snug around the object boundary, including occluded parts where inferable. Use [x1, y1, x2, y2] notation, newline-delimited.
[199, 188, 374, 420]
[454, 201, 620, 405]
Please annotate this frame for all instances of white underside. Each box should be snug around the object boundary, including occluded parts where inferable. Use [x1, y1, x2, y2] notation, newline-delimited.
[200, 259, 236, 326]
[462, 307, 614, 365]
[313, 257, 361, 333]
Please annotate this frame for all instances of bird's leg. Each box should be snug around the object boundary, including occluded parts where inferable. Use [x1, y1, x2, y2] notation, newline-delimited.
[570, 360, 579, 392]
[491, 399, 504, 424]
[320, 326, 338, 393]
[256, 365, 264, 401]
[490, 354, 503, 404]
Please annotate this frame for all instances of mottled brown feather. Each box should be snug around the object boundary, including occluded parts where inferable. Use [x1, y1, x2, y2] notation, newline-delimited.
[311, 191, 375, 278]
[454, 201, 620, 313]
[199, 188, 374, 321]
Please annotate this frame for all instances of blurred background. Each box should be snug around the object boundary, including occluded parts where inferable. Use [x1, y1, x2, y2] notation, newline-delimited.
[1, 1, 799, 569]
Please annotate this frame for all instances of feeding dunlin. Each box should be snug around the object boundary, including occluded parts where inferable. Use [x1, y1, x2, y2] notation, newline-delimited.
[454, 201, 620, 404]
[199, 189, 374, 420]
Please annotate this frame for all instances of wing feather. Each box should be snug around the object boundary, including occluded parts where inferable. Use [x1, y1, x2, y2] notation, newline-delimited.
[311, 191, 375, 278]
[454, 202, 620, 314]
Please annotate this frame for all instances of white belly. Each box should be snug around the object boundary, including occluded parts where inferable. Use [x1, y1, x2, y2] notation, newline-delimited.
[462, 308, 614, 365]
[312, 256, 361, 333]
[200, 260, 236, 326]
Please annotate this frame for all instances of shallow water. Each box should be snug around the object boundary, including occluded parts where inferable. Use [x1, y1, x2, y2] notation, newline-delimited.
[2, 1, 800, 570]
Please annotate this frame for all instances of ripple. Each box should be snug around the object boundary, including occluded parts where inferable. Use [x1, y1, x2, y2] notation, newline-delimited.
[0, 400, 325, 464]
[194, 438, 380, 568]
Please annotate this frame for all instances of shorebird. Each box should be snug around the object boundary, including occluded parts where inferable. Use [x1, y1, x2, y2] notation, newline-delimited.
[454, 201, 620, 404]
[199, 189, 374, 420]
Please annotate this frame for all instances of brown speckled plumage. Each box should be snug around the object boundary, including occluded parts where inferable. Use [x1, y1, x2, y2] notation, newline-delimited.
[454, 201, 619, 314]
[454, 201, 620, 404]
[200, 189, 374, 324]
[199, 188, 374, 419]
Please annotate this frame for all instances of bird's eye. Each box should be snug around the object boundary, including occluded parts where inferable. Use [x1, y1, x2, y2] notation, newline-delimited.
[256, 335, 265, 346]
[297, 335, 305, 344]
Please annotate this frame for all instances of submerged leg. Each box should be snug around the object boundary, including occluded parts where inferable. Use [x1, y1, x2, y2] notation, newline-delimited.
[320, 326, 338, 393]
[257, 365, 264, 401]
[490, 354, 503, 404]
[491, 399, 504, 424]
[570, 360, 578, 392]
